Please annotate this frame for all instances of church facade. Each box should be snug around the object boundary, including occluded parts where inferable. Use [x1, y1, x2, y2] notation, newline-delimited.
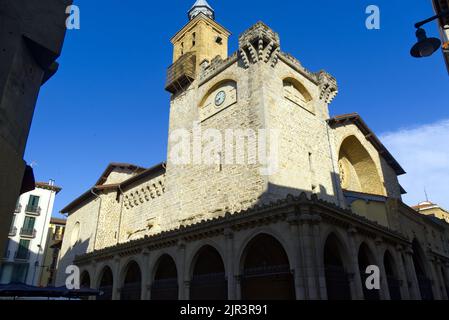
[56, 1, 449, 300]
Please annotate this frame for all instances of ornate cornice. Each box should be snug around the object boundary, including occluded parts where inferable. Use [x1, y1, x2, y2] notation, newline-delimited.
[74, 193, 421, 265]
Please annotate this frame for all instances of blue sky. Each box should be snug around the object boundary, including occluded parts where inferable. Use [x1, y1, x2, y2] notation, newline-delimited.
[25, 0, 449, 217]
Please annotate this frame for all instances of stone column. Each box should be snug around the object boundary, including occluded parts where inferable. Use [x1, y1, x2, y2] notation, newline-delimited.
[403, 247, 421, 300]
[235, 275, 242, 300]
[374, 238, 390, 300]
[90, 261, 98, 300]
[428, 254, 442, 300]
[393, 245, 410, 300]
[224, 228, 236, 300]
[347, 228, 364, 300]
[444, 262, 449, 300]
[141, 249, 151, 300]
[287, 212, 306, 300]
[299, 212, 318, 299]
[177, 241, 187, 300]
[435, 260, 448, 300]
[112, 255, 121, 300]
[311, 215, 326, 299]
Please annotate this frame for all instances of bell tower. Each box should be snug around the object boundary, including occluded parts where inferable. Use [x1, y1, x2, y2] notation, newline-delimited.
[166, 0, 230, 94]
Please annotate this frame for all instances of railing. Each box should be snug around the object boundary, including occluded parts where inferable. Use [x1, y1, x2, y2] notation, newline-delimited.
[20, 228, 37, 238]
[8, 226, 17, 237]
[15, 250, 30, 261]
[165, 52, 196, 94]
[14, 204, 22, 213]
[25, 205, 41, 216]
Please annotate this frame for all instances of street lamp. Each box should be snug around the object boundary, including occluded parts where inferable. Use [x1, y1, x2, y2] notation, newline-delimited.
[410, 11, 449, 58]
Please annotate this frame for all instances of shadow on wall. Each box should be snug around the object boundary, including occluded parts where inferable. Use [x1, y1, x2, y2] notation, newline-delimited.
[55, 238, 89, 287]
[54, 162, 400, 291]
[54, 170, 344, 287]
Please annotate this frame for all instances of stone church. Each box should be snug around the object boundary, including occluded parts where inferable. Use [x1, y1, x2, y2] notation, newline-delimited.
[56, 0, 449, 300]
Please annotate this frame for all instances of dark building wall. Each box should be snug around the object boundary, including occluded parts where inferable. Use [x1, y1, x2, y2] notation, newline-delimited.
[0, 0, 72, 257]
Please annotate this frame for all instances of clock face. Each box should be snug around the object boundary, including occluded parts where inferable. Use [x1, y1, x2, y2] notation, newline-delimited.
[215, 90, 226, 107]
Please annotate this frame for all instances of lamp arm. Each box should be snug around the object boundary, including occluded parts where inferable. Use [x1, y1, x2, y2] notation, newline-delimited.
[415, 11, 449, 29]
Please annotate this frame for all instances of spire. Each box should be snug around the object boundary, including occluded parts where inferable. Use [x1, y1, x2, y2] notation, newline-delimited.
[188, 0, 215, 21]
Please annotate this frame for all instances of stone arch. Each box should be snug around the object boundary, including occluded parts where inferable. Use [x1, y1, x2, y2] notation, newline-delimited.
[120, 260, 142, 300]
[151, 254, 179, 300]
[199, 79, 238, 108]
[282, 77, 313, 112]
[189, 245, 227, 300]
[358, 242, 380, 300]
[412, 239, 434, 300]
[323, 232, 352, 300]
[338, 135, 384, 195]
[383, 250, 402, 300]
[239, 233, 295, 300]
[97, 265, 114, 300]
[80, 270, 91, 288]
[236, 228, 294, 275]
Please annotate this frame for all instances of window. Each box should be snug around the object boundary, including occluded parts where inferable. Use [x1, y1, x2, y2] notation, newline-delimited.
[11, 264, 29, 283]
[27, 195, 40, 213]
[28, 195, 39, 207]
[192, 32, 196, 47]
[282, 78, 313, 113]
[10, 215, 16, 229]
[22, 216, 36, 232]
[71, 222, 81, 246]
[16, 239, 30, 259]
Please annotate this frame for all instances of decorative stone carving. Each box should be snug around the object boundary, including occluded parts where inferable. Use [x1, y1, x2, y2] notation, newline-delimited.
[124, 177, 166, 209]
[317, 70, 338, 104]
[238, 22, 281, 68]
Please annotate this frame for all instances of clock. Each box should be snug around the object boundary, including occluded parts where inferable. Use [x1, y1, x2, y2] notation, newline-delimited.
[215, 90, 226, 107]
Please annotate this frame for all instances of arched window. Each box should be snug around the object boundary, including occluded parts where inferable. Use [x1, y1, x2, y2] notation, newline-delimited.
[384, 251, 402, 300]
[323, 233, 351, 300]
[98, 266, 113, 300]
[151, 255, 178, 300]
[338, 136, 384, 195]
[121, 261, 142, 300]
[70, 222, 80, 247]
[358, 243, 380, 300]
[240, 234, 295, 300]
[190, 246, 227, 300]
[199, 80, 237, 121]
[412, 239, 434, 300]
[282, 77, 313, 113]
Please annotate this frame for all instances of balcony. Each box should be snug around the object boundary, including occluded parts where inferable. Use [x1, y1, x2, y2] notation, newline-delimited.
[14, 204, 22, 214]
[165, 52, 196, 94]
[8, 226, 17, 237]
[25, 205, 41, 216]
[15, 250, 30, 261]
[20, 228, 37, 239]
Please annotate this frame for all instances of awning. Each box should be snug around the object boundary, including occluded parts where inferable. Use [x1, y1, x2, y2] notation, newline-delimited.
[0, 283, 102, 298]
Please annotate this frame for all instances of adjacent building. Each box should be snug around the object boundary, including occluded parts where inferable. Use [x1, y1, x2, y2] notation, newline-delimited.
[39, 218, 66, 287]
[413, 201, 449, 224]
[432, 0, 449, 72]
[57, 1, 449, 300]
[0, 181, 61, 286]
[0, 0, 72, 257]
